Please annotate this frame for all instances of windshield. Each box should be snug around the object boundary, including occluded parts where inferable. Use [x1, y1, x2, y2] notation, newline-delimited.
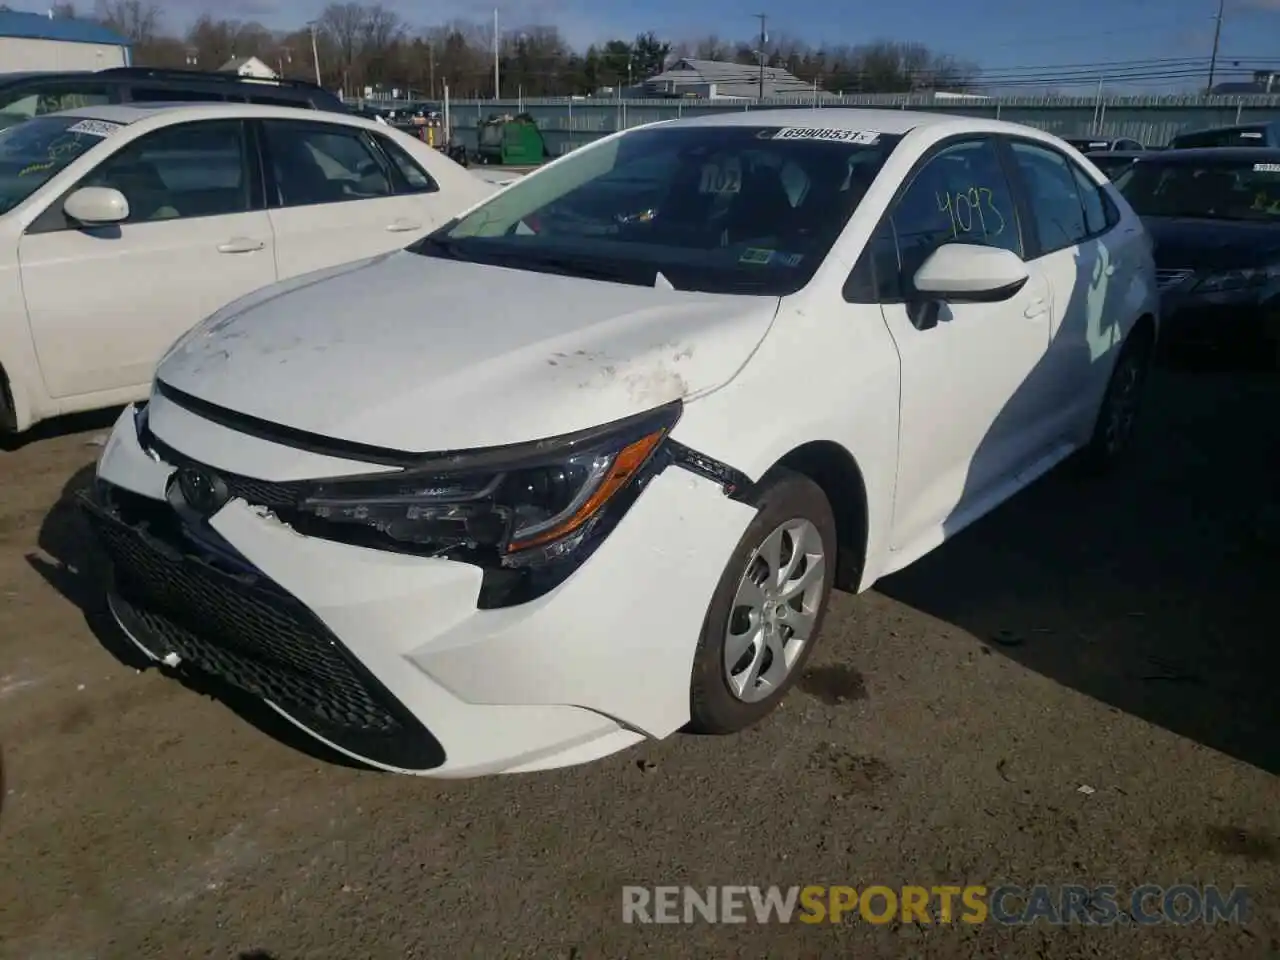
[0, 115, 117, 214]
[413, 124, 902, 295]
[1113, 158, 1280, 221]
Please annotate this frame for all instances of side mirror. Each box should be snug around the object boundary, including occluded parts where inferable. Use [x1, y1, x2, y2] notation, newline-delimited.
[912, 243, 1030, 303]
[64, 186, 129, 225]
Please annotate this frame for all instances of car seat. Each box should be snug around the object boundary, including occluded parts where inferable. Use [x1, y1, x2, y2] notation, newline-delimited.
[722, 164, 795, 243]
[97, 160, 178, 221]
[272, 138, 344, 206]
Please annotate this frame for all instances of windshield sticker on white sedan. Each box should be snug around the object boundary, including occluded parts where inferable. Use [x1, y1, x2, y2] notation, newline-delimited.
[65, 119, 123, 138]
[1253, 163, 1280, 173]
[772, 127, 880, 145]
[739, 248, 805, 267]
[699, 160, 741, 194]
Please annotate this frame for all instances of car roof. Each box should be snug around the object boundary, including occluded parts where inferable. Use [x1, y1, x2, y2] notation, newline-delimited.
[1085, 149, 1150, 158]
[39, 100, 377, 131]
[1173, 120, 1276, 135]
[661, 107, 962, 136]
[0, 70, 91, 85]
[1134, 146, 1280, 163]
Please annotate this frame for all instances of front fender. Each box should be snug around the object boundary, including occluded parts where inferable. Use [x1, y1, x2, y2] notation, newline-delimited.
[0, 259, 39, 432]
[669, 303, 902, 591]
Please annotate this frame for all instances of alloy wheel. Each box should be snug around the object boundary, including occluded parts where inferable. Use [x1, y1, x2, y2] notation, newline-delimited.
[723, 518, 826, 703]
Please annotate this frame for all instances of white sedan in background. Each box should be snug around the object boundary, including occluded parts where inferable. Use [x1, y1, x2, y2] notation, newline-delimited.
[88, 109, 1158, 777]
[0, 101, 497, 434]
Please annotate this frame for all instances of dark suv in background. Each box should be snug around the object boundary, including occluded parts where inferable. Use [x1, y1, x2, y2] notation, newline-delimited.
[0, 66, 348, 131]
[1168, 121, 1280, 150]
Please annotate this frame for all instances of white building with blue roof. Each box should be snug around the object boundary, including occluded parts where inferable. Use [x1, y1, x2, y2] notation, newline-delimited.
[0, 8, 131, 71]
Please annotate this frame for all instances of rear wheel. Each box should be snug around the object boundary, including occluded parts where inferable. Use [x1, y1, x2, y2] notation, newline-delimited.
[1082, 330, 1152, 472]
[687, 469, 837, 735]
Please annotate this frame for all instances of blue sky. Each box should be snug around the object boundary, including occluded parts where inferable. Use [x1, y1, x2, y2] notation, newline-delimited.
[166, 0, 1280, 93]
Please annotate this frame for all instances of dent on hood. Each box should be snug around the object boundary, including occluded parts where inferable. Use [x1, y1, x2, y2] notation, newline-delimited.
[542, 340, 703, 406]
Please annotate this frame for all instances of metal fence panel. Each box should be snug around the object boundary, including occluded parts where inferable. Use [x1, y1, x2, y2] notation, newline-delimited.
[374, 94, 1280, 156]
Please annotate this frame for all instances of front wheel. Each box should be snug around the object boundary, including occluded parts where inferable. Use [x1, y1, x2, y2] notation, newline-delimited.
[687, 469, 838, 735]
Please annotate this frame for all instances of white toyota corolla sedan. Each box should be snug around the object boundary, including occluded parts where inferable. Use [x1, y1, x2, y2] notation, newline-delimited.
[86, 109, 1158, 777]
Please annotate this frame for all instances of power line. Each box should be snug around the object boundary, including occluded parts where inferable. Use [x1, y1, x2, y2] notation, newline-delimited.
[981, 20, 1211, 48]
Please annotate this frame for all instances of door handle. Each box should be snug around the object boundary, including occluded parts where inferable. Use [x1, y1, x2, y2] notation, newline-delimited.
[217, 238, 265, 254]
[1024, 297, 1048, 319]
[386, 219, 423, 233]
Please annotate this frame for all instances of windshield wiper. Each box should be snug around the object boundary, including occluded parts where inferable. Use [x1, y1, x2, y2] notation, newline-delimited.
[489, 250, 651, 285]
[410, 234, 466, 259]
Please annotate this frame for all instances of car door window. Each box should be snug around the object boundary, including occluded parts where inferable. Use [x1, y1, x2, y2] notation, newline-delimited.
[1069, 163, 1118, 236]
[871, 138, 1023, 300]
[375, 135, 439, 193]
[263, 120, 393, 207]
[247, 94, 307, 107]
[77, 120, 252, 224]
[1008, 141, 1091, 254]
[129, 87, 227, 103]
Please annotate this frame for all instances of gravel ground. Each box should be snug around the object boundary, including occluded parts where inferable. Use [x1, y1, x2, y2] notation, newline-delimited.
[0, 365, 1277, 959]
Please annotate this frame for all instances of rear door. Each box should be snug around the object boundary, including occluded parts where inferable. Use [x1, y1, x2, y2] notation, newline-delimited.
[1003, 138, 1133, 444]
[258, 117, 444, 278]
[18, 118, 276, 398]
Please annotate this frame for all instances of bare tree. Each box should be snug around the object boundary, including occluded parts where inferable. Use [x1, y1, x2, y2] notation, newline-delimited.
[318, 2, 367, 92]
[95, 0, 161, 44]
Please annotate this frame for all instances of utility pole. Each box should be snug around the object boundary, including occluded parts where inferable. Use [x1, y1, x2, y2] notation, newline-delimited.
[308, 21, 321, 87]
[493, 7, 500, 100]
[754, 13, 767, 100]
[1207, 0, 1225, 93]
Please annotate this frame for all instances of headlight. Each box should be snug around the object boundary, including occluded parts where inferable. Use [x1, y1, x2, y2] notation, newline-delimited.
[292, 401, 682, 570]
[1193, 264, 1280, 293]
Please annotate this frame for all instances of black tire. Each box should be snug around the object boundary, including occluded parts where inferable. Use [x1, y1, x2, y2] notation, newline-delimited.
[1081, 330, 1152, 473]
[687, 468, 838, 735]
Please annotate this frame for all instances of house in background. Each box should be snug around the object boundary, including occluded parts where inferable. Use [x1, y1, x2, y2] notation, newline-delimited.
[1211, 69, 1280, 94]
[638, 58, 826, 100]
[220, 56, 278, 80]
[0, 8, 130, 70]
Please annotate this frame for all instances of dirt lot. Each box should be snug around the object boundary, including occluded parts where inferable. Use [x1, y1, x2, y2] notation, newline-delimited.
[1, 366, 1278, 959]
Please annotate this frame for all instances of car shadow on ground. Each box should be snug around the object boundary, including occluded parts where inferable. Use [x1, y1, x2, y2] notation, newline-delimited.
[25, 464, 374, 772]
[879, 361, 1280, 776]
[0, 406, 123, 453]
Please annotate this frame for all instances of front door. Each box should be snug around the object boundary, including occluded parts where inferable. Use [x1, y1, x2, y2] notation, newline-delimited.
[19, 119, 276, 398]
[865, 137, 1053, 553]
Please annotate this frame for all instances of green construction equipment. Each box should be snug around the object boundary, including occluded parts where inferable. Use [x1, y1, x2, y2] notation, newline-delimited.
[474, 113, 549, 166]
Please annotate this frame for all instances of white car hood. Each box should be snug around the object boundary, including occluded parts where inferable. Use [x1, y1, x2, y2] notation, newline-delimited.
[157, 250, 780, 453]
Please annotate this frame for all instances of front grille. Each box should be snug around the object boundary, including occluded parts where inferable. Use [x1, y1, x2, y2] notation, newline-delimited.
[82, 490, 444, 771]
[1156, 268, 1194, 290]
[139, 426, 306, 510]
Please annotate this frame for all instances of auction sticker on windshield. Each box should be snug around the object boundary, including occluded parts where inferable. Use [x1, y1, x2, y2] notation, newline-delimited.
[66, 119, 123, 138]
[772, 127, 880, 145]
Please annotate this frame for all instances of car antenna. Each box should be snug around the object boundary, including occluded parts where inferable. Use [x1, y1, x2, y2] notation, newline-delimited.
[654, 271, 675, 290]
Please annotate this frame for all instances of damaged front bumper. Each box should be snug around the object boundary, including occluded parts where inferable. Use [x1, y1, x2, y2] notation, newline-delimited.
[86, 402, 756, 777]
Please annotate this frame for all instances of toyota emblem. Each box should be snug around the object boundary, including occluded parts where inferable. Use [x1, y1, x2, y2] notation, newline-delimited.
[174, 466, 230, 516]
